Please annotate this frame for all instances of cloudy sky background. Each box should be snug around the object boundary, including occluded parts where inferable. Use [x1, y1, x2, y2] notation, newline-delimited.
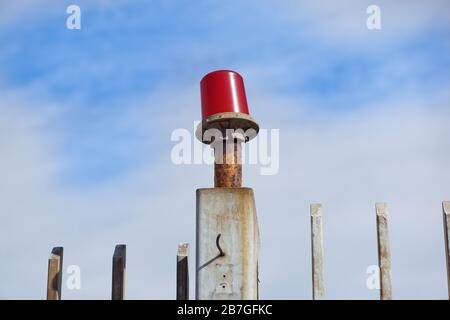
[0, 0, 449, 299]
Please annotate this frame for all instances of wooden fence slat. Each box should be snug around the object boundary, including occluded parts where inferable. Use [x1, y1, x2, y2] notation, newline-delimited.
[376, 202, 392, 300]
[112, 244, 126, 300]
[47, 247, 63, 300]
[177, 243, 189, 300]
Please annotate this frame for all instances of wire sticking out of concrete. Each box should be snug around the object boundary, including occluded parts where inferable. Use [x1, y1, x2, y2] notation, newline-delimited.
[198, 234, 226, 270]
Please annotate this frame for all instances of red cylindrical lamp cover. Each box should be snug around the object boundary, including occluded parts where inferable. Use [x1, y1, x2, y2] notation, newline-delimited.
[200, 70, 250, 119]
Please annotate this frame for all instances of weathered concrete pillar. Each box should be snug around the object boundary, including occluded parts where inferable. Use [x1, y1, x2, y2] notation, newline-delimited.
[376, 202, 392, 300]
[47, 247, 63, 300]
[196, 188, 260, 300]
[111, 244, 126, 300]
[177, 243, 189, 300]
[310, 203, 325, 300]
[443, 201, 450, 299]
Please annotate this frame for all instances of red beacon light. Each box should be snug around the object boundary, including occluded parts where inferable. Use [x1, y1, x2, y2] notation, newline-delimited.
[196, 70, 259, 143]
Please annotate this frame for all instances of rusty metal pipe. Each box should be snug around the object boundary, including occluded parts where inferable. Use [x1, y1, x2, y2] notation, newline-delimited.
[213, 140, 242, 188]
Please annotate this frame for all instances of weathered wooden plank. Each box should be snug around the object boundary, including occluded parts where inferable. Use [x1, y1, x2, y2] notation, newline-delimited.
[47, 247, 63, 300]
[376, 202, 392, 300]
[443, 201, 450, 299]
[111, 244, 126, 300]
[177, 243, 189, 300]
[310, 203, 325, 300]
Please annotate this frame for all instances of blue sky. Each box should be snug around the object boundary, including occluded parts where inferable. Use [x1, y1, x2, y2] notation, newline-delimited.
[2, 0, 449, 186]
[0, 0, 450, 299]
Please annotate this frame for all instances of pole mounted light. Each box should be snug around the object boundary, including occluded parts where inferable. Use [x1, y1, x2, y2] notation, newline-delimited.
[195, 70, 260, 300]
[196, 70, 259, 187]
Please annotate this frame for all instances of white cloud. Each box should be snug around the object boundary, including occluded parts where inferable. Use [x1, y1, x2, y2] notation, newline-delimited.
[282, 0, 450, 48]
[0, 0, 129, 27]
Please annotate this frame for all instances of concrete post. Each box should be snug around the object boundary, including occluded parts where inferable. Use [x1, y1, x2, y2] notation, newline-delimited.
[47, 247, 63, 300]
[310, 203, 325, 300]
[376, 202, 392, 300]
[177, 243, 189, 300]
[442, 201, 450, 299]
[196, 188, 260, 300]
[111, 244, 126, 300]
